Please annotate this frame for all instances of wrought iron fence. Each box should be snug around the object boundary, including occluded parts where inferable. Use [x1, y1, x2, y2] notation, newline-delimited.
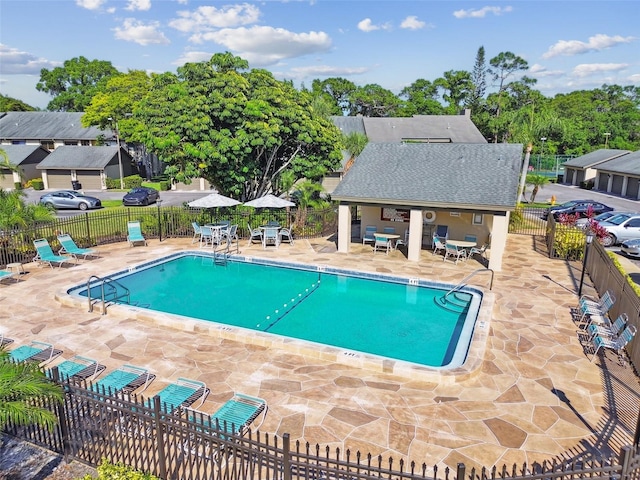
[0, 206, 337, 267]
[546, 215, 588, 260]
[508, 206, 548, 236]
[3, 372, 640, 480]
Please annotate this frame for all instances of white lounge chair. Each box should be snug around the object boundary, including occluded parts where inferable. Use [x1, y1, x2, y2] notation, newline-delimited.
[33, 238, 74, 268]
[591, 324, 636, 362]
[57, 234, 97, 260]
[127, 221, 147, 247]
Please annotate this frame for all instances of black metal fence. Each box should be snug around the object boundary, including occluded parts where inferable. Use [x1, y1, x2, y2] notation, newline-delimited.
[4, 372, 640, 480]
[508, 206, 548, 236]
[0, 206, 337, 267]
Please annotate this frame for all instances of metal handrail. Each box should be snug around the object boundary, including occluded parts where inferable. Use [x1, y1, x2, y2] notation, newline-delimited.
[87, 275, 130, 315]
[443, 268, 494, 300]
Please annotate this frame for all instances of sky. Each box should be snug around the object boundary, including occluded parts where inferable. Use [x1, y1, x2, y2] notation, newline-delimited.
[0, 0, 638, 110]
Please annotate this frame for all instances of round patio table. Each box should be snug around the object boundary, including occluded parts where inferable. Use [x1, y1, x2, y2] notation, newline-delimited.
[446, 239, 476, 248]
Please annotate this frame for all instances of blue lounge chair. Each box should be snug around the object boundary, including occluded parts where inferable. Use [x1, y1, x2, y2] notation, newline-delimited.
[33, 238, 74, 268]
[153, 377, 209, 412]
[91, 364, 155, 395]
[57, 234, 97, 260]
[48, 355, 106, 382]
[0, 269, 17, 283]
[127, 221, 147, 247]
[0, 333, 14, 347]
[9, 341, 63, 364]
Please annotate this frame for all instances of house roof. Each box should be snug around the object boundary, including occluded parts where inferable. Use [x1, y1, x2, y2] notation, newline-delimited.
[0, 111, 109, 141]
[36, 145, 127, 170]
[331, 143, 523, 210]
[361, 115, 487, 143]
[562, 149, 631, 168]
[595, 150, 640, 175]
[1, 144, 49, 165]
[330, 116, 366, 137]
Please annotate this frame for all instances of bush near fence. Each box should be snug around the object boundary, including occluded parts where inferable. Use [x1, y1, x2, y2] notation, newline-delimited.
[0, 206, 337, 267]
[4, 371, 640, 480]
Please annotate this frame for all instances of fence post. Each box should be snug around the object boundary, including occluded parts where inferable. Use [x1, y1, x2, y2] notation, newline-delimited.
[153, 396, 168, 480]
[84, 213, 91, 245]
[282, 433, 291, 480]
[51, 367, 72, 461]
[456, 463, 466, 480]
[619, 445, 632, 480]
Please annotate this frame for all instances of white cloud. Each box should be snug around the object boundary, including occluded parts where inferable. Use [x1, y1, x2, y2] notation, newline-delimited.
[169, 3, 260, 32]
[191, 26, 331, 66]
[628, 73, 640, 84]
[113, 19, 170, 45]
[453, 6, 513, 19]
[400, 16, 426, 30]
[285, 65, 370, 79]
[75, 0, 106, 10]
[572, 63, 629, 77]
[0, 44, 60, 75]
[357, 18, 392, 32]
[173, 51, 215, 66]
[528, 63, 564, 78]
[543, 34, 636, 59]
[125, 0, 151, 12]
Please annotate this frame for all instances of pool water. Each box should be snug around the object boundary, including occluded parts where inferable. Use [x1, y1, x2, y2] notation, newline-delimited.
[75, 254, 481, 369]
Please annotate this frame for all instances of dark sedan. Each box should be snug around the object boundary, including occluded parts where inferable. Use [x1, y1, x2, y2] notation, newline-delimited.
[542, 200, 614, 220]
[122, 187, 160, 206]
[39, 190, 102, 211]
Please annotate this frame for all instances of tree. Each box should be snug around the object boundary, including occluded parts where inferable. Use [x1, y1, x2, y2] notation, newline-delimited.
[349, 84, 401, 117]
[525, 174, 549, 203]
[292, 180, 327, 230]
[434, 70, 473, 114]
[36, 56, 119, 111]
[0, 347, 64, 431]
[0, 94, 36, 112]
[0, 189, 54, 230]
[398, 79, 443, 115]
[468, 46, 487, 113]
[311, 77, 357, 116]
[136, 53, 343, 200]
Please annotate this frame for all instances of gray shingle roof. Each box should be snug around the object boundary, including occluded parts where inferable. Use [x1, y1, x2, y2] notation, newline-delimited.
[596, 150, 640, 175]
[0, 112, 109, 140]
[36, 145, 125, 169]
[330, 116, 366, 136]
[331, 143, 523, 210]
[1, 144, 49, 165]
[562, 149, 631, 168]
[362, 115, 486, 143]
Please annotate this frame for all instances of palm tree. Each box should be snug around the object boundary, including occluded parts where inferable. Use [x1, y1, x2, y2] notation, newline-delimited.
[0, 347, 65, 431]
[293, 180, 326, 230]
[525, 174, 550, 204]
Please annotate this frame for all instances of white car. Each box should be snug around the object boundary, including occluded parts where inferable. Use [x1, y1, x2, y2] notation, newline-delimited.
[621, 238, 640, 257]
[600, 213, 640, 246]
[574, 211, 621, 229]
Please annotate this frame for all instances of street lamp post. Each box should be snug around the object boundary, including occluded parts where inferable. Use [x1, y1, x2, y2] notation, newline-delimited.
[539, 137, 547, 173]
[157, 199, 163, 242]
[604, 132, 611, 148]
[108, 117, 125, 190]
[578, 231, 595, 297]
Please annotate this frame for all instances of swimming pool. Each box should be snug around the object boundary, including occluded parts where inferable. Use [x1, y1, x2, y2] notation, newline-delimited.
[68, 252, 484, 371]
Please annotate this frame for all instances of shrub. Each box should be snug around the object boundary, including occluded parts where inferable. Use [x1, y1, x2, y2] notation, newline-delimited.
[159, 180, 170, 191]
[124, 175, 143, 189]
[14, 181, 23, 190]
[31, 178, 44, 190]
[82, 459, 159, 480]
[553, 224, 585, 260]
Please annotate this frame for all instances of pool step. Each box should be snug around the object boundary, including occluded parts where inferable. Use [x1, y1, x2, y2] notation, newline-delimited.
[434, 292, 472, 313]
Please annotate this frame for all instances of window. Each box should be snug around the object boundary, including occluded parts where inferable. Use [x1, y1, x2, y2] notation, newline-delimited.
[64, 141, 78, 146]
[80, 140, 90, 146]
[40, 140, 54, 151]
[473, 213, 484, 225]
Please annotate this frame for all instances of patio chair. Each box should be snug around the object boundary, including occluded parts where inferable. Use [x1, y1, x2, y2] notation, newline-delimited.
[263, 226, 280, 249]
[33, 238, 74, 268]
[247, 223, 263, 245]
[127, 221, 147, 247]
[90, 364, 155, 396]
[586, 313, 628, 340]
[591, 324, 637, 362]
[469, 244, 488, 264]
[444, 242, 467, 264]
[383, 227, 396, 234]
[435, 225, 449, 241]
[0, 333, 14, 347]
[432, 235, 446, 256]
[362, 225, 377, 245]
[464, 234, 477, 243]
[57, 234, 97, 260]
[0, 269, 17, 284]
[199, 225, 217, 248]
[183, 393, 267, 457]
[577, 290, 615, 324]
[394, 229, 409, 251]
[9, 341, 63, 365]
[373, 234, 391, 255]
[191, 222, 203, 244]
[48, 355, 106, 382]
[221, 224, 239, 252]
[279, 227, 294, 245]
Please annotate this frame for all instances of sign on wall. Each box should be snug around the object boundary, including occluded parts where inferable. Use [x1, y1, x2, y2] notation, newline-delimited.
[380, 208, 410, 222]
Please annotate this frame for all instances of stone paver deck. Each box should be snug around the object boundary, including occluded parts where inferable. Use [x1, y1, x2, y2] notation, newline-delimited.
[1, 234, 638, 471]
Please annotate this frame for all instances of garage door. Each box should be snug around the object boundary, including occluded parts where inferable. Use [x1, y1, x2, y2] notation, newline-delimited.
[611, 175, 624, 195]
[0, 169, 15, 189]
[47, 170, 72, 189]
[627, 178, 640, 199]
[76, 170, 102, 190]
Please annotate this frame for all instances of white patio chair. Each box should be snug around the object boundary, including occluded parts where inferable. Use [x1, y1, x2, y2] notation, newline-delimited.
[373, 234, 391, 255]
[444, 242, 467, 264]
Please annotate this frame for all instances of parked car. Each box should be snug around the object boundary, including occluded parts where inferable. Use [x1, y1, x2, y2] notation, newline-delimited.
[575, 211, 623, 229]
[599, 213, 640, 246]
[122, 187, 160, 206]
[39, 190, 102, 211]
[621, 238, 640, 257]
[542, 200, 614, 220]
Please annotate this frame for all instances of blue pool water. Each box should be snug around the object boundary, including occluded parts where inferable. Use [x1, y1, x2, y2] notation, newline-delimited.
[71, 253, 482, 369]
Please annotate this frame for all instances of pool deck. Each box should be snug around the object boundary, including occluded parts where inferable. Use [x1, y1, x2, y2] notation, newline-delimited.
[1, 234, 639, 471]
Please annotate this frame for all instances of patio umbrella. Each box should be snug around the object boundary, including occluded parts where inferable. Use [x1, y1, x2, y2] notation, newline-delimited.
[243, 194, 295, 209]
[188, 192, 240, 208]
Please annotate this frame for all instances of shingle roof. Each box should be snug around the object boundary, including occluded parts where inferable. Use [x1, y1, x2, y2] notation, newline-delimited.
[562, 149, 631, 168]
[331, 143, 523, 210]
[596, 150, 640, 175]
[362, 115, 486, 143]
[1, 144, 49, 165]
[36, 145, 124, 169]
[0, 111, 108, 141]
[330, 116, 365, 136]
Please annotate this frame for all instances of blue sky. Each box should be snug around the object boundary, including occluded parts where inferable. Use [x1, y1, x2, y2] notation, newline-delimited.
[1, 0, 638, 109]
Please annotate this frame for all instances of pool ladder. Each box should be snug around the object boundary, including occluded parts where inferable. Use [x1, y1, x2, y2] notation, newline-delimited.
[87, 275, 131, 315]
[437, 268, 494, 310]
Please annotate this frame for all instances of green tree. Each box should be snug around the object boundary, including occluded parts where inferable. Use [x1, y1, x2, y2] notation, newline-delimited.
[0, 94, 36, 112]
[36, 56, 119, 111]
[525, 174, 550, 203]
[468, 46, 487, 113]
[311, 77, 357, 116]
[292, 180, 326, 230]
[398, 79, 443, 116]
[136, 53, 343, 200]
[0, 347, 64, 430]
[0, 189, 54, 230]
[349, 84, 401, 117]
[434, 70, 473, 114]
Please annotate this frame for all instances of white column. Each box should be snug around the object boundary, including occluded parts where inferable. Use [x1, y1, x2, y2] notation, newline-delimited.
[488, 213, 509, 272]
[41, 171, 49, 190]
[407, 209, 424, 262]
[337, 204, 351, 253]
[622, 176, 629, 197]
[607, 174, 613, 192]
